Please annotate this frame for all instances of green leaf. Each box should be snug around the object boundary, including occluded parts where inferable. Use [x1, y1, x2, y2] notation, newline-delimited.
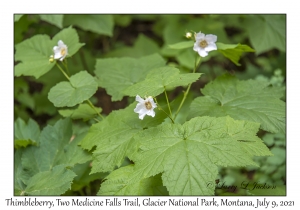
[94, 54, 165, 101]
[189, 74, 286, 133]
[40, 14, 64, 28]
[14, 118, 40, 148]
[98, 165, 168, 195]
[14, 14, 23, 22]
[15, 26, 85, 78]
[79, 103, 166, 173]
[22, 118, 91, 174]
[14, 149, 27, 195]
[24, 165, 76, 195]
[130, 116, 271, 195]
[245, 15, 286, 54]
[124, 66, 202, 97]
[216, 42, 255, 66]
[168, 41, 194, 49]
[52, 26, 85, 57]
[48, 71, 98, 107]
[71, 162, 107, 192]
[64, 14, 114, 36]
[59, 103, 102, 121]
[14, 34, 55, 78]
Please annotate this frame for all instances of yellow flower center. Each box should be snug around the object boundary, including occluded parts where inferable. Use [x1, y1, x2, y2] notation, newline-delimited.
[145, 101, 152, 110]
[199, 40, 208, 48]
[60, 48, 66, 56]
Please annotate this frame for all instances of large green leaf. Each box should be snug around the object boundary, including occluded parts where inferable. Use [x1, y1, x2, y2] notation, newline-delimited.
[64, 14, 114, 36]
[189, 74, 286, 133]
[216, 43, 255, 66]
[94, 54, 165, 101]
[48, 71, 98, 107]
[98, 165, 168, 195]
[128, 116, 271, 195]
[59, 103, 102, 120]
[14, 118, 40, 148]
[21, 118, 91, 174]
[14, 119, 91, 195]
[79, 103, 167, 173]
[245, 15, 286, 54]
[24, 165, 76, 195]
[15, 26, 85, 78]
[123, 66, 202, 97]
[40, 14, 64, 28]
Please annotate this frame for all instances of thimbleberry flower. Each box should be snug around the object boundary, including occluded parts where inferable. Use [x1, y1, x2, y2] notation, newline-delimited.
[134, 95, 157, 120]
[193, 32, 217, 57]
[53, 40, 68, 61]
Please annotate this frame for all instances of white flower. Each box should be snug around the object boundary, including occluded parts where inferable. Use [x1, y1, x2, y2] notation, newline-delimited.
[134, 95, 157, 120]
[193, 32, 217, 57]
[53, 40, 68, 61]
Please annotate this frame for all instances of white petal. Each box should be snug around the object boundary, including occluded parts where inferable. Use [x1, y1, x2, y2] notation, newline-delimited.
[193, 42, 201, 51]
[149, 99, 157, 108]
[205, 43, 217, 51]
[58, 40, 64, 46]
[198, 49, 208, 57]
[195, 32, 205, 40]
[135, 95, 144, 103]
[147, 110, 155, 117]
[138, 112, 147, 120]
[205, 34, 217, 43]
[53, 52, 62, 59]
[134, 103, 145, 113]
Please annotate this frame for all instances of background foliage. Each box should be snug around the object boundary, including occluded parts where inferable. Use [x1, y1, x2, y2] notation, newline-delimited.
[14, 14, 286, 196]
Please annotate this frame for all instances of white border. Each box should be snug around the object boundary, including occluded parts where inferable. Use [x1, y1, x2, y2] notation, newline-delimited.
[2, 1, 299, 209]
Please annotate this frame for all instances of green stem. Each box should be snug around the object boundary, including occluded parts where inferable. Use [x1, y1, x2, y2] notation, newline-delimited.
[87, 99, 104, 120]
[154, 98, 174, 124]
[56, 62, 70, 80]
[174, 55, 201, 120]
[62, 59, 70, 75]
[164, 87, 173, 118]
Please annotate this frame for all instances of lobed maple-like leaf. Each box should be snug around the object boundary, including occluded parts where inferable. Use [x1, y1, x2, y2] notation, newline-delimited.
[14, 118, 91, 195]
[94, 54, 165, 101]
[125, 116, 272, 195]
[98, 165, 168, 195]
[79, 103, 167, 174]
[24, 165, 76, 196]
[15, 26, 84, 78]
[14, 118, 40, 148]
[123, 67, 202, 97]
[189, 74, 286, 133]
[48, 71, 98, 107]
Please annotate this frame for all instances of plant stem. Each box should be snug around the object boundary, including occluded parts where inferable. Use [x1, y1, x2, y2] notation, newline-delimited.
[154, 98, 174, 124]
[164, 87, 173, 118]
[63, 59, 70, 75]
[174, 54, 201, 120]
[87, 99, 104, 120]
[56, 63, 70, 80]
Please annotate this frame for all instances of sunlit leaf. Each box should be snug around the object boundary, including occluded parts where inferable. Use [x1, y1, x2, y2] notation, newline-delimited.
[48, 71, 98, 107]
[189, 74, 286, 133]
